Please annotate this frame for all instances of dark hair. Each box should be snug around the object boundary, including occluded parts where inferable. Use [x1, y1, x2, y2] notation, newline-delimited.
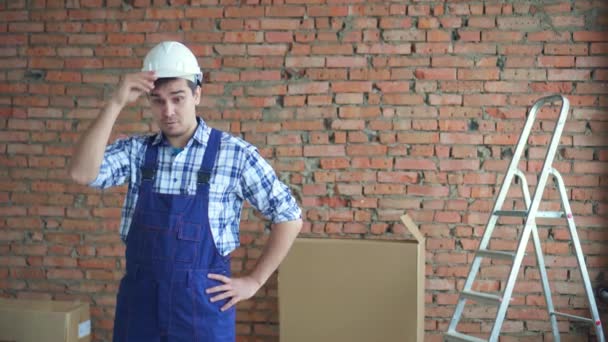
[153, 77, 198, 94]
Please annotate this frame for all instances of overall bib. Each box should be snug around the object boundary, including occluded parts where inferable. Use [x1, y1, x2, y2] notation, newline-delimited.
[113, 129, 236, 342]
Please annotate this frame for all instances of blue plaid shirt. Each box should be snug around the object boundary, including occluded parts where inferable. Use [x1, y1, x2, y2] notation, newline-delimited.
[90, 118, 302, 256]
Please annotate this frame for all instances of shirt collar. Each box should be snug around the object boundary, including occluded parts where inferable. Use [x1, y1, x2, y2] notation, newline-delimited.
[151, 117, 208, 147]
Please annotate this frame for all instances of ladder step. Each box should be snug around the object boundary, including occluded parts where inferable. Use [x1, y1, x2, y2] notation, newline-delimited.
[551, 311, 594, 324]
[493, 210, 565, 218]
[494, 210, 527, 217]
[477, 249, 516, 260]
[536, 211, 566, 218]
[461, 290, 502, 305]
[445, 331, 487, 342]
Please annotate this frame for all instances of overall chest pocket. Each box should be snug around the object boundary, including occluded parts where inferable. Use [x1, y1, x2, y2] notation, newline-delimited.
[175, 222, 203, 263]
[135, 212, 202, 263]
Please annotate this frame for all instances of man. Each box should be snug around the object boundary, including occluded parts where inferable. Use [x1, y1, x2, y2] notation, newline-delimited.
[68, 41, 303, 341]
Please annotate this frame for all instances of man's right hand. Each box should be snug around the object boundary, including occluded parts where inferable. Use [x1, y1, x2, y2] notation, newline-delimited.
[110, 71, 157, 108]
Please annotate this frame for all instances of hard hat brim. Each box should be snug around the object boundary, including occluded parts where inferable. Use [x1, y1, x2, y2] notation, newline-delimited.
[149, 69, 200, 79]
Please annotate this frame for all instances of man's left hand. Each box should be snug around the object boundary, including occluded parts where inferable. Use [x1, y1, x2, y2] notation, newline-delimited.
[206, 274, 262, 312]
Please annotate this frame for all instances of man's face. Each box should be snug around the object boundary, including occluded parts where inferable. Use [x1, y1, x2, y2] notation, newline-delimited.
[149, 78, 200, 139]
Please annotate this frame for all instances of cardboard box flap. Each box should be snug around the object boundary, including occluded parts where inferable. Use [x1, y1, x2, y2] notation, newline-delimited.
[401, 214, 424, 243]
[0, 299, 83, 313]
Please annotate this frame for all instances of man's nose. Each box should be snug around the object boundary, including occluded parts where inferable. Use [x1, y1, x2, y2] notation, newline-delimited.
[162, 101, 174, 117]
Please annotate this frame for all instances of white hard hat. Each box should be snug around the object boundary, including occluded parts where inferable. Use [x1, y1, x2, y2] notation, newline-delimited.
[142, 41, 202, 85]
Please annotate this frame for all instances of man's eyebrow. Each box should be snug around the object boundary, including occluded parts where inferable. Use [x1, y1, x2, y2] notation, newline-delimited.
[150, 90, 186, 97]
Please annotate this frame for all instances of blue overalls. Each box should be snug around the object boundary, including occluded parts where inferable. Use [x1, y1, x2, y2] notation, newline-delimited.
[113, 129, 236, 342]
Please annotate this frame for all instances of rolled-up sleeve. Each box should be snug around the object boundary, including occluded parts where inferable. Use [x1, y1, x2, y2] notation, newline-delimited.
[89, 138, 133, 189]
[239, 147, 301, 224]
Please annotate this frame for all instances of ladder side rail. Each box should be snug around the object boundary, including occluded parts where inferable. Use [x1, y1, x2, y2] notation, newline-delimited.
[513, 169, 531, 205]
[503, 94, 552, 187]
[551, 169, 605, 342]
[527, 94, 568, 217]
[446, 220, 499, 334]
[446, 258, 483, 332]
[447, 169, 523, 334]
[530, 221, 561, 339]
[450, 95, 552, 334]
[488, 221, 536, 341]
[486, 95, 558, 219]
[447, 172, 529, 333]
[485, 95, 549, 219]
[517, 169, 561, 338]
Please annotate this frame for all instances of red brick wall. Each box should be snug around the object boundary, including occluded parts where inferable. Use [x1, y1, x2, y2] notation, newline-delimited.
[1, 0, 607, 341]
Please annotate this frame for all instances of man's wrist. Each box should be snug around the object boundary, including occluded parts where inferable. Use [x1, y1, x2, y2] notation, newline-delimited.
[102, 98, 124, 118]
[105, 97, 123, 110]
[247, 273, 264, 288]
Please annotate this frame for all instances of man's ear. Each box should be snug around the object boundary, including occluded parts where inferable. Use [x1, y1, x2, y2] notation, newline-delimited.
[194, 86, 201, 106]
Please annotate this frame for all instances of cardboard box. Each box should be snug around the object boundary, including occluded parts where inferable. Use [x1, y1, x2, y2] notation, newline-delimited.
[279, 214, 425, 342]
[0, 298, 91, 342]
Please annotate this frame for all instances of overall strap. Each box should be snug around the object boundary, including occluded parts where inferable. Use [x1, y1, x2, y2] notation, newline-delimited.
[141, 135, 159, 182]
[197, 129, 221, 185]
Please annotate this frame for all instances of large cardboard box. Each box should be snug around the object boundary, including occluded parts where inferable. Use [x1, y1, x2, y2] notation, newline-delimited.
[0, 298, 91, 342]
[279, 214, 425, 342]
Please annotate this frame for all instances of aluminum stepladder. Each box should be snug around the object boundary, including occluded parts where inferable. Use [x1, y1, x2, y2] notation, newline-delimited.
[445, 94, 605, 342]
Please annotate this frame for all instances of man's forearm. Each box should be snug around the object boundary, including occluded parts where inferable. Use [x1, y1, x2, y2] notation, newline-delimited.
[68, 101, 122, 185]
[248, 219, 303, 286]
